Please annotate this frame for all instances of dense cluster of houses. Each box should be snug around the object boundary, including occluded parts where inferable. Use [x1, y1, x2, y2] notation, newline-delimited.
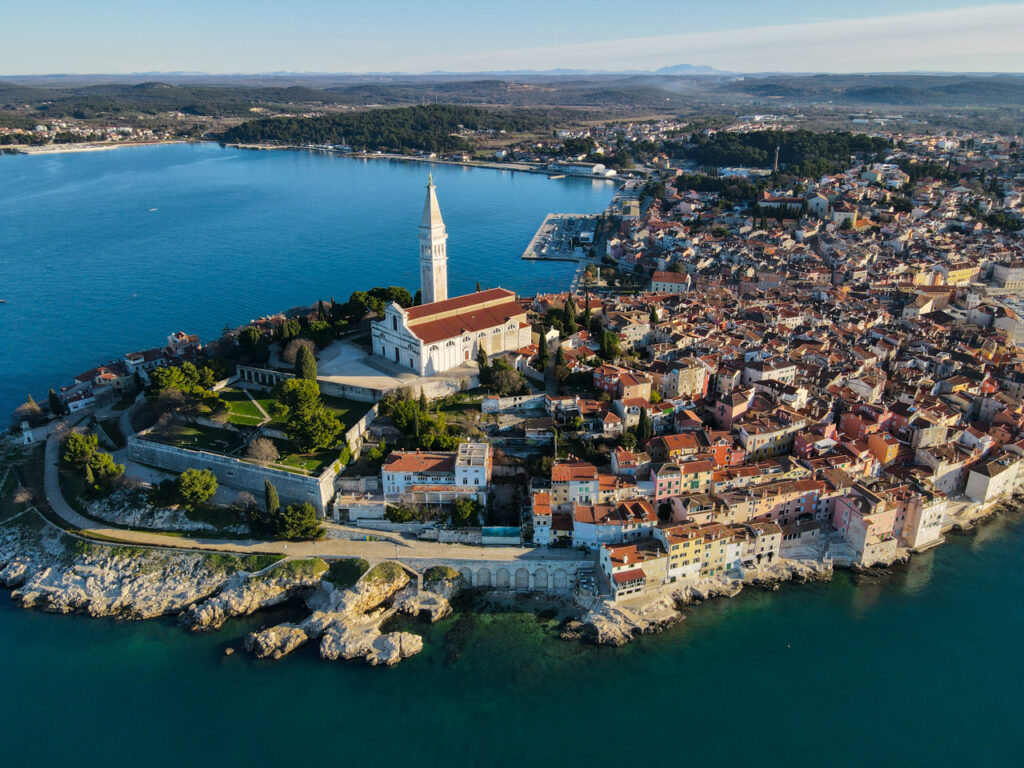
[518, 128, 1024, 600]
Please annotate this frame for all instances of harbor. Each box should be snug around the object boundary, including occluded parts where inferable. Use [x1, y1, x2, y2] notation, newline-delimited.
[521, 213, 601, 262]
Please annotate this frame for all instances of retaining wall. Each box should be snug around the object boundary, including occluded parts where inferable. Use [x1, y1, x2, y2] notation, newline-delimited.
[128, 435, 337, 515]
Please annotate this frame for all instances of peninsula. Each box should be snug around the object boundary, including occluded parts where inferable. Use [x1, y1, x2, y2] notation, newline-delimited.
[4, 118, 1024, 667]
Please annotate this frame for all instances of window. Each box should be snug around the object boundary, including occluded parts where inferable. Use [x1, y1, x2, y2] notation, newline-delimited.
[392, 316, 398, 331]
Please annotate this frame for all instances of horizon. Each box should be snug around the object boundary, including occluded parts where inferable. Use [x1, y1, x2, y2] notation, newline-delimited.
[1, 2, 1022, 76]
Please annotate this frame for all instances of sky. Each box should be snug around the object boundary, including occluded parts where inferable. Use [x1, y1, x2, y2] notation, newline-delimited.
[1, 1, 1022, 75]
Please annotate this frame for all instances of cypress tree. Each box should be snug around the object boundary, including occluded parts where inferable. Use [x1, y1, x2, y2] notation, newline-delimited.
[48, 389, 62, 417]
[295, 345, 318, 380]
[637, 407, 653, 440]
[583, 290, 591, 328]
[264, 479, 280, 517]
[84, 462, 95, 490]
[418, 388, 428, 412]
[476, 281, 482, 292]
[318, 299, 327, 322]
[537, 332, 549, 369]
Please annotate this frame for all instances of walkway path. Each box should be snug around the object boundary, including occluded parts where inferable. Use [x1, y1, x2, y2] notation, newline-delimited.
[244, 389, 271, 424]
[40, 430, 583, 567]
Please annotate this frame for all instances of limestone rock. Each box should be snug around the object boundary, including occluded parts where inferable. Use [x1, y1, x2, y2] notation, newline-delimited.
[245, 623, 310, 660]
[180, 558, 327, 631]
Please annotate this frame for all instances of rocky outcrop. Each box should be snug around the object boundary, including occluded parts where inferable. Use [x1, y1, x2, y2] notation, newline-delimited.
[563, 561, 832, 647]
[744, 558, 833, 590]
[246, 561, 429, 666]
[244, 623, 309, 660]
[180, 559, 328, 631]
[85, 489, 247, 535]
[394, 585, 452, 623]
[0, 515, 243, 619]
[562, 592, 681, 646]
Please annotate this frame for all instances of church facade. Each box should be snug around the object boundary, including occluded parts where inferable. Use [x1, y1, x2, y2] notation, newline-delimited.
[371, 178, 532, 376]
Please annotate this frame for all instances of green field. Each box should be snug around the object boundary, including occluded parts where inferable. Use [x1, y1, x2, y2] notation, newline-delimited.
[218, 388, 266, 427]
[144, 421, 245, 455]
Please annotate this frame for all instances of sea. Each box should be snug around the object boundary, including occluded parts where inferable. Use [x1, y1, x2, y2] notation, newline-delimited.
[0, 142, 611, 416]
[1, 144, 1023, 767]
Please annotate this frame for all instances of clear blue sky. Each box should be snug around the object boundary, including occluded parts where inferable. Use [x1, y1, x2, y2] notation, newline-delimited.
[1, 1, 1021, 75]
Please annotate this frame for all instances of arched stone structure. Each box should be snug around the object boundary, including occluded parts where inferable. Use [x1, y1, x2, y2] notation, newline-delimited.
[533, 569, 548, 590]
[514, 568, 530, 590]
[495, 568, 510, 589]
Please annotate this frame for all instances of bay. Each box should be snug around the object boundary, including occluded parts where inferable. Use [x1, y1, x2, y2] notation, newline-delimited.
[0, 143, 613, 415]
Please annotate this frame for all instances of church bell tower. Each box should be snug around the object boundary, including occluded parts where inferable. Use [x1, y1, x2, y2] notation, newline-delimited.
[419, 174, 448, 304]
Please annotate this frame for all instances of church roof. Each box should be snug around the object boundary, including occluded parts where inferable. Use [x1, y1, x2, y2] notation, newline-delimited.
[420, 177, 445, 230]
[404, 289, 525, 344]
[406, 288, 514, 320]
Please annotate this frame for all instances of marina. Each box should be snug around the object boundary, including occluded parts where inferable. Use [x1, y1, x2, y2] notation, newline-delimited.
[521, 213, 601, 262]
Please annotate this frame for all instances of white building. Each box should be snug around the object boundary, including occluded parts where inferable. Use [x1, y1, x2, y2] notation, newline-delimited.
[371, 181, 532, 375]
[381, 443, 492, 506]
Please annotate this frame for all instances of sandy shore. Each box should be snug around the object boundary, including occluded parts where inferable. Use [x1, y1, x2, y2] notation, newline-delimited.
[9, 139, 191, 156]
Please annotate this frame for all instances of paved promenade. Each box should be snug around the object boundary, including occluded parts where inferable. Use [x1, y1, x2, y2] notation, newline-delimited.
[40, 431, 582, 566]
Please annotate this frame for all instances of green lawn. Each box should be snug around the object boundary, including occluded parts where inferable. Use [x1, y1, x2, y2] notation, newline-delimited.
[322, 395, 373, 433]
[218, 388, 267, 427]
[271, 439, 338, 476]
[145, 422, 245, 456]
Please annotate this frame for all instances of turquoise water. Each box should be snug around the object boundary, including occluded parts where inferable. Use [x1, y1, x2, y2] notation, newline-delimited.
[0, 143, 613, 415]
[2, 144, 1023, 767]
[1, 517, 1022, 767]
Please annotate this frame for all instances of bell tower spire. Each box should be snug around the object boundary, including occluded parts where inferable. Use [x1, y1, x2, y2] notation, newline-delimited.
[419, 175, 448, 304]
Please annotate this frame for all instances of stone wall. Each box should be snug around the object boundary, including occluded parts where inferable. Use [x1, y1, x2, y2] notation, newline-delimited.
[128, 435, 337, 515]
[403, 557, 593, 593]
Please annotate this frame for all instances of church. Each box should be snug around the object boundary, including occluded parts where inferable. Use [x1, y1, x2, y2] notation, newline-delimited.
[370, 176, 532, 376]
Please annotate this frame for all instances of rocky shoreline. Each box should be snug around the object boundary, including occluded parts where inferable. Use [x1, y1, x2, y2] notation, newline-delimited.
[1, 498, 1020, 664]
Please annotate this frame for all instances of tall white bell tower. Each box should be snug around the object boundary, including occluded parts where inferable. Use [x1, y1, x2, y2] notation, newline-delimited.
[419, 174, 448, 305]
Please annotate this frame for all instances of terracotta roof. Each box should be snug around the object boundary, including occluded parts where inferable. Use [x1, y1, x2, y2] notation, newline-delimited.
[407, 298, 526, 344]
[383, 451, 455, 474]
[405, 288, 514, 320]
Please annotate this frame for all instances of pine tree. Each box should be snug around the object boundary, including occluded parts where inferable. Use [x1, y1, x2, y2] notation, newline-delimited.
[295, 345, 318, 380]
[264, 479, 280, 517]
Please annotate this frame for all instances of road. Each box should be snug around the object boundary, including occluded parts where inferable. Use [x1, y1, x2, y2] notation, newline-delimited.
[39, 430, 583, 566]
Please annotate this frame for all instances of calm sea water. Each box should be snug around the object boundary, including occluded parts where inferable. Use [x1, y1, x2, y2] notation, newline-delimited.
[2, 145, 1023, 767]
[1, 518, 1022, 767]
[0, 143, 612, 415]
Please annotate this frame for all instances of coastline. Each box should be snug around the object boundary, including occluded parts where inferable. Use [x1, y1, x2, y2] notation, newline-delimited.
[5, 139, 192, 156]
[226, 141, 626, 181]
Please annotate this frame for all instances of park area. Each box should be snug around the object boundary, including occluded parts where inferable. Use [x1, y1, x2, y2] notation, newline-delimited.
[143, 421, 246, 456]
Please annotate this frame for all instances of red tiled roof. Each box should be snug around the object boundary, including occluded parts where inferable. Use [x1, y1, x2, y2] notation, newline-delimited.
[405, 288, 515, 320]
[408, 299, 526, 344]
[383, 451, 455, 474]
